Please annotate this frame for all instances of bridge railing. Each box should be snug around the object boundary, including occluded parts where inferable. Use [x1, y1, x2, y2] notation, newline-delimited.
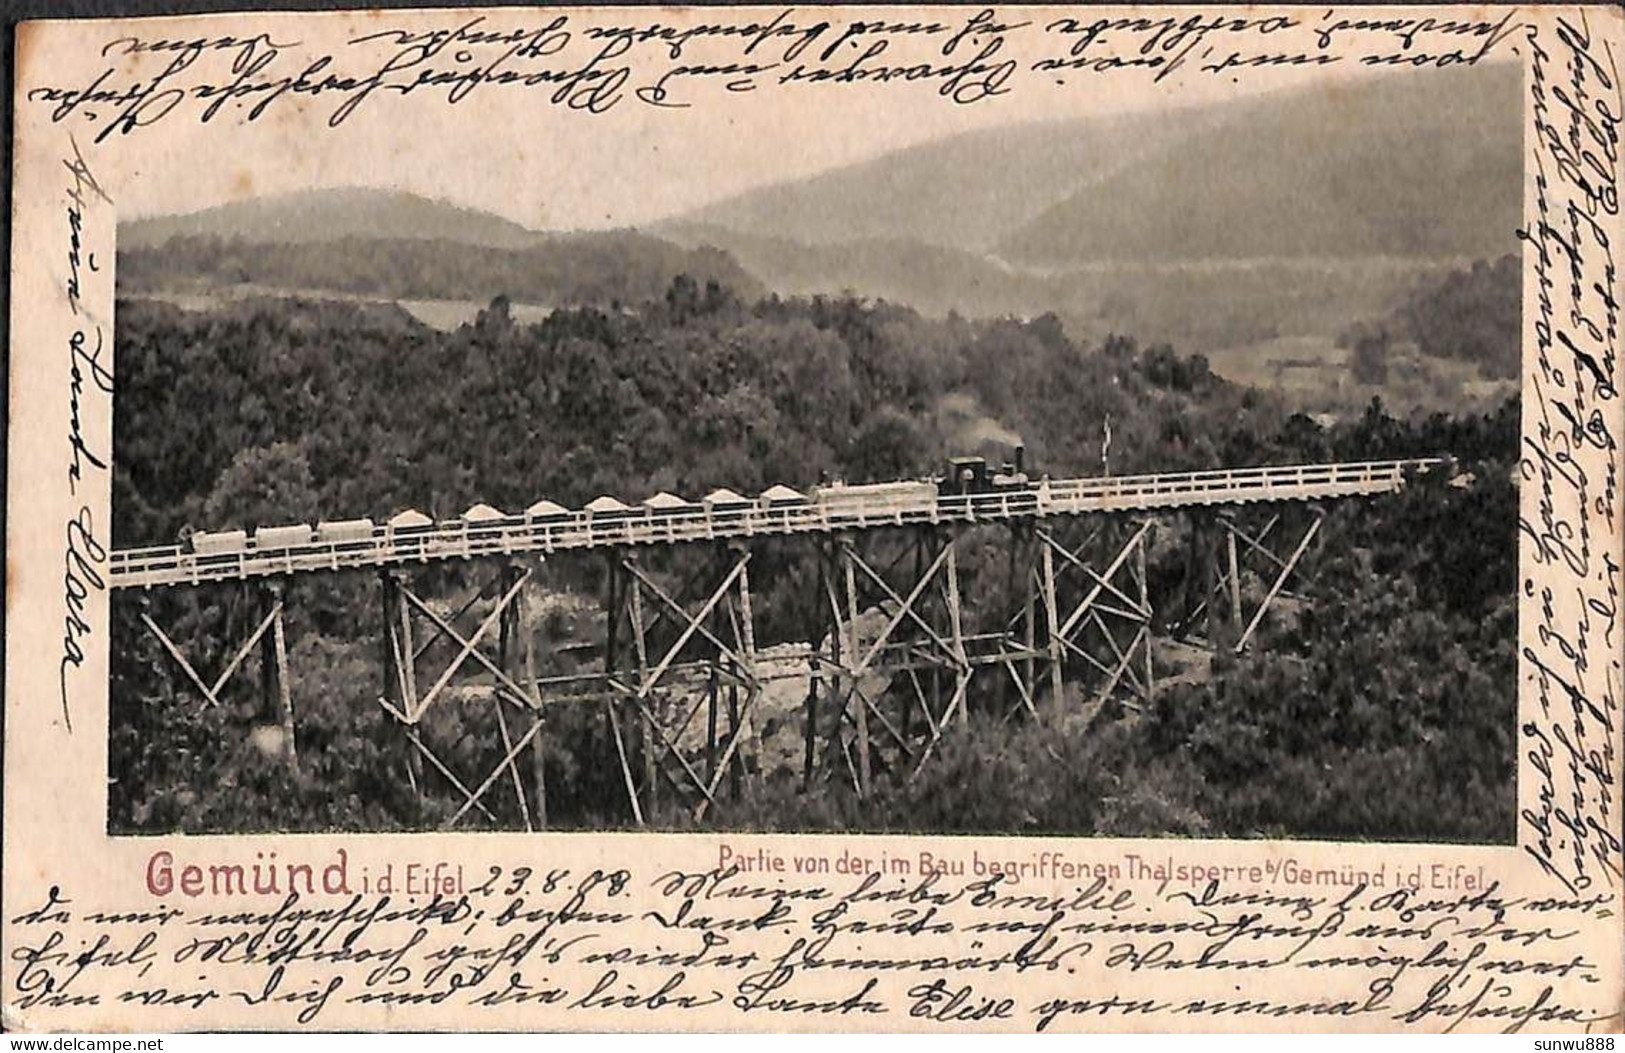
[1042, 459, 1415, 510]
[106, 459, 1438, 589]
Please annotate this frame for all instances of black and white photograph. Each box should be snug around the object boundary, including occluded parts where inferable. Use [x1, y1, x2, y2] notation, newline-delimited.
[102, 54, 1523, 844]
[9, 2, 1623, 1036]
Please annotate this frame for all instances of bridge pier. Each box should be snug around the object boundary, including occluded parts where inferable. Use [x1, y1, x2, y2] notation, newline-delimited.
[377, 562, 546, 830]
[802, 554, 823, 788]
[805, 517, 1171, 791]
[1035, 518, 1156, 725]
[811, 527, 977, 792]
[137, 580, 299, 774]
[1022, 525, 1038, 721]
[379, 571, 421, 798]
[262, 582, 297, 774]
[1230, 507, 1324, 653]
[601, 544, 763, 824]
[989, 523, 1049, 723]
[497, 564, 547, 829]
[1171, 505, 1326, 654]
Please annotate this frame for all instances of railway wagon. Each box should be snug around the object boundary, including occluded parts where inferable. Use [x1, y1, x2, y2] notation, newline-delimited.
[813, 480, 937, 524]
[255, 524, 315, 550]
[317, 518, 376, 545]
[387, 508, 435, 561]
[191, 528, 250, 556]
[454, 503, 514, 555]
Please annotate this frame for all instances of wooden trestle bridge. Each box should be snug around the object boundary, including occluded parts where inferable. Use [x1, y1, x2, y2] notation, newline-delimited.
[112, 460, 1436, 830]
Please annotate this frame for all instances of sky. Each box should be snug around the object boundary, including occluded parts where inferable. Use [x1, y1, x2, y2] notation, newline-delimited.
[18, 6, 1525, 232]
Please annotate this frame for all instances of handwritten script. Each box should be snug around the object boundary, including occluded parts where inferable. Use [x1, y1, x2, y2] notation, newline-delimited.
[1516, 10, 1624, 897]
[6, 2, 1624, 1036]
[22, 8, 1524, 140]
[6, 859, 1619, 1031]
[57, 141, 114, 732]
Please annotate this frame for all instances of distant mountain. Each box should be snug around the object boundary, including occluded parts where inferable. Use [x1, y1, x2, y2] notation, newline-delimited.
[663, 63, 1520, 267]
[662, 225, 1039, 313]
[121, 63, 1520, 348]
[654, 64, 1520, 353]
[119, 188, 767, 308]
[999, 64, 1521, 266]
[122, 187, 550, 251]
[118, 233, 765, 308]
[663, 109, 1220, 255]
[660, 219, 1456, 354]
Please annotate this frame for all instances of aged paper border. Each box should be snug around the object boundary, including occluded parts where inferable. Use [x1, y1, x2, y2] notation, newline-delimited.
[5, 3, 1623, 1032]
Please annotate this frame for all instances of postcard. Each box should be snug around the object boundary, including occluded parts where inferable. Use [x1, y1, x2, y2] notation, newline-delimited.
[5, 2, 1622, 1032]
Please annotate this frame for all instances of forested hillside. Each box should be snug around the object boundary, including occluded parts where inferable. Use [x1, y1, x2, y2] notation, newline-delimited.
[996, 66, 1519, 266]
[112, 287, 1275, 546]
[118, 233, 763, 310]
[122, 187, 549, 250]
[668, 63, 1519, 263]
[109, 280, 1518, 842]
[1342, 254, 1522, 380]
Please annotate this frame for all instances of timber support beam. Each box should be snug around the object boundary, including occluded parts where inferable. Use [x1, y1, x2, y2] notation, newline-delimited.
[377, 562, 546, 830]
[139, 580, 299, 774]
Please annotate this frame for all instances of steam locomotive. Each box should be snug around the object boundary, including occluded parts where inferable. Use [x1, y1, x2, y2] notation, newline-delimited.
[939, 445, 1031, 497]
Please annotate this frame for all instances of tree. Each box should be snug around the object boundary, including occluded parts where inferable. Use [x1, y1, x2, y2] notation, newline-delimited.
[1350, 326, 1391, 385]
[847, 408, 927, 482]
[475, 294, 514, 337]
[201, 442, 320, 533]
[665, 273, 701, 324]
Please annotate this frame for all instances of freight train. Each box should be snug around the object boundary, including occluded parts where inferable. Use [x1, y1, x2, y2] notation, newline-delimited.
[180, 450, 1038, 559]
